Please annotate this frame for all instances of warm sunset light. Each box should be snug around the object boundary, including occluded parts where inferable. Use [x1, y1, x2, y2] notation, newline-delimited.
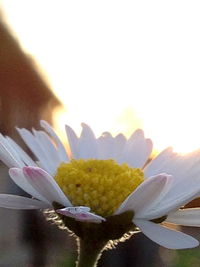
[2, 0, 200, 153]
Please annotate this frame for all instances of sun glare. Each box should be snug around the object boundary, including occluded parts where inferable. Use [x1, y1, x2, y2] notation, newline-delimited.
[2, 0, 200, 153]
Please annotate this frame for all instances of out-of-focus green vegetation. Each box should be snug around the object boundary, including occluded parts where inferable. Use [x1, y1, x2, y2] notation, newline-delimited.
[57, 253, 76, 267]
[175, 248, 200, 267]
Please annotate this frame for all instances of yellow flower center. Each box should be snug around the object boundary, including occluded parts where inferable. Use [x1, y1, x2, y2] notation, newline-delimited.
[55, 159, 144, 217]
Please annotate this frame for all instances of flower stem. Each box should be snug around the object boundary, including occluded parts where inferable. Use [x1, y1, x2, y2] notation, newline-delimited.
[76, 238, 106, 267]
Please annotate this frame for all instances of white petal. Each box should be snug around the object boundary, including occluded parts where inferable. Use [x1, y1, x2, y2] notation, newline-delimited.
[78, 123, 98, 159]
[40, 120, 69, 162]
[6, 136, 37, 166]
[9, 168, 49, 203]
[144, 148, 200, 218]
[65, 125, 79, 158]
[0, 194, 49, 209]
[165, 164, 200, 201]
[167, 208, 200, 227]
[145, 147, 200, 188]
[120, 129, 152, 168]
[145, 139, 153, 162]
[115, 174, 170, 215]
[0, 140, 23, 168]
[97, 132, 115, 159]
[0, 134, 25, 167]
[143, 173, 200, 219]
[113, 134, 127, 162]
[16, 128, 51, 171]
[144, 147, 176, 177]
[33, 129, 63, 175]
[57, 206, 105, 223]
[134, 219, 199, 249]
[23, 166, 72, 207]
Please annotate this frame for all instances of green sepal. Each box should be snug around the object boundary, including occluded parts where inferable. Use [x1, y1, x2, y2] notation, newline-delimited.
[53, 202, 135, 243]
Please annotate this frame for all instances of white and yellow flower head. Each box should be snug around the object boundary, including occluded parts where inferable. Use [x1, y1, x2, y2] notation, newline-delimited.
[1, 120, 200, 250]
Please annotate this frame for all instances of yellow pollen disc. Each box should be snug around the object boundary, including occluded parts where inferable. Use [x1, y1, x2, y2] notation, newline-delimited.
[55, 159, 144, 217]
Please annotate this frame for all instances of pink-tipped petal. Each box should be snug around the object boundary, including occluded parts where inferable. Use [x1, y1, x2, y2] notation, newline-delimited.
[0, 194, 50, 209]
[134, 219, 199, 249]
[9, 168, 49, 203]
[23, 167, 72, 207]
[57, 206, 105, 223]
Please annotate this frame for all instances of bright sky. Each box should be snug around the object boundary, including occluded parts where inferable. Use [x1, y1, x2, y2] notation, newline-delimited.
[1, 0, 200, 153]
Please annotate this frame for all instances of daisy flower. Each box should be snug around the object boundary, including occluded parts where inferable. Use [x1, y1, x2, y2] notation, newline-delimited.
[1, 120, 200, 266]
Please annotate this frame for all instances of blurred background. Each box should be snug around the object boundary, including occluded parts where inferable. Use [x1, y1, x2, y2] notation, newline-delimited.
[0, 0, 200, 266]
